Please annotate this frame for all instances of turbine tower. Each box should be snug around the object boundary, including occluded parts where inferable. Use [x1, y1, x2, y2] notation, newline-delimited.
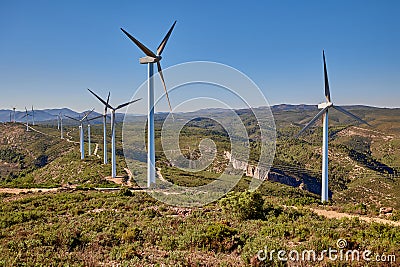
[65, 110, 93, 160]
[56, 115, 60, 130]
[21, 107, 31, 131]
[86, 114, 103, 156]
[87, 90, 110, 164]
[13, 107, 16, 123]
[121, 21, 176, 187]
[297, 50, 370, 202]
[59, 112, 64, 139]
[31, 106, 35, 126]
[87, 89, 141, 178]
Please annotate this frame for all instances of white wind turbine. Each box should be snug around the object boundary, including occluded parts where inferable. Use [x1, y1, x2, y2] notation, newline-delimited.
[65, 110, 94, 160]
[121, 21, 176, 187]
[21, 107, 31, 131]
[31, 106, 35, 126]
[85, 114, 103, 156]
[87, 90, 110, 164]
[59, 112, 64, 139]
[56, 115, 60, 130]
[297, 50, 370, 202]
[87, 89, 141, 178]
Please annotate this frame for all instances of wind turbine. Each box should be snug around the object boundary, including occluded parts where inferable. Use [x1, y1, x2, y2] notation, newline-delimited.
[56, 115, 60, 130]
[31, 106, 35, 126]
[296, 50, 370, 202]
[21, 107, 31, 131]
[59, 112, 64, 139]
[121, 21, 176, 187]
[85, 114, 103, 156]
[87, 89, 141, 177]
[65, 110, 94, 160]
[87, 90, 110, 164]
[12, 107, 16, 123]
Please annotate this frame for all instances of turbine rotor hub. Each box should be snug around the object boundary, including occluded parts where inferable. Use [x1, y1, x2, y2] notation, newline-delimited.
[139, 55, 161, 64]
[318, 102, 333, 109]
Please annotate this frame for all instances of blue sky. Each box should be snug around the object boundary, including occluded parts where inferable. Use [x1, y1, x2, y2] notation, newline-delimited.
[0, 0, 399, 112]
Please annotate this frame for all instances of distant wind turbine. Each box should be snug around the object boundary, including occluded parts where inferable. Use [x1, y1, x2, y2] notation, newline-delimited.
[59, 112, 64, 139]
[65, 110, 94, 160]
[121, 21, 176, 187]
[87, 89, 141, 177]
[55, 113, 64, 138]
[87, 90, 110, 164]
[31, 106, 35, 126]
[85, 114, 103, 156]
[12, 107, 16, 123]
[296, 50, 370, 202]
[21, 107, 31, 131]
[56, 115, 60, 130]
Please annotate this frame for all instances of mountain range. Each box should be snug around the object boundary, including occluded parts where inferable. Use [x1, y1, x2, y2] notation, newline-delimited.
[1, 104, 398, 124]
[0, 108, 125, 124]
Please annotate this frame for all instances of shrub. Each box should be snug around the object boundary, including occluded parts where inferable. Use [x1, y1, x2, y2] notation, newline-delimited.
[219, 191, 264, 220]
[118, 188, 133, 197]
[285, 196, 319, 206]
[121, 227, 143, 243]
[390, 210, 400, 221]
[142, 208, 161, 218]
[201, 223, 240, 252]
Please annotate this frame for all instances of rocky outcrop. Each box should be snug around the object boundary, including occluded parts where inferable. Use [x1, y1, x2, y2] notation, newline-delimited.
[225, 151, 269, 180]
[224, 151, 322, 195]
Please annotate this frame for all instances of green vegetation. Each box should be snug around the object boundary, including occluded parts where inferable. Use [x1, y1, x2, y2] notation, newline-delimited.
[0, 105, 399, 265]
[0, 190, 398, 266]
[220, 191, 265, 220]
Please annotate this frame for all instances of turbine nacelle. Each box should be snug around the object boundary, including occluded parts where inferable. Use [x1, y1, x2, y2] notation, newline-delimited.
[318, 102, 333, 109]
[139, 56, 161, 64]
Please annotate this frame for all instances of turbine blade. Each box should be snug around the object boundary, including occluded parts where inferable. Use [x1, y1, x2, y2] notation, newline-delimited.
[157, 20, 177, 56]
[87, 88, 113, 110]
[332, 105, 370, 126]
[81, 108, 95, 121]
[65, 115, 80, 122]
[87, 114, 103, 121]
[323, 50, 331, 102]
[105, 91, 111, 113]
[157, 62, 173, 115]
[115, 98, 142, 110]
[296, 107, 329, 137]
[120, 28, 157, 58]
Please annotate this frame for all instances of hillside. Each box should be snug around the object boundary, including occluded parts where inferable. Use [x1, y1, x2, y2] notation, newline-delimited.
[146, 105, 400, 210]
[0, 105, 399, 266]
[0, 189, 399, 266]
[2, 105, 400, 208]
[0, 123, 72, 183]
[0, 123, 118, 188]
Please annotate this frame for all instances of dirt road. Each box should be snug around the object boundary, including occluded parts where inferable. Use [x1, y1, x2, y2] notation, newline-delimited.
[311, 208, 400, 227]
